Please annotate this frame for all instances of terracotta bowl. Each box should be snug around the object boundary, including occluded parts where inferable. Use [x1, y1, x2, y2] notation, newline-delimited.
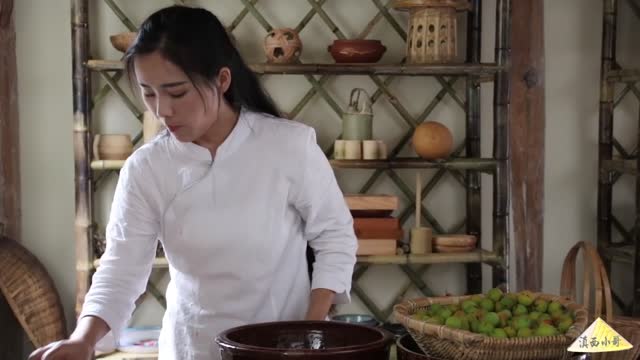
[328, 39, 386, 63]
[109, 32, 137, 53]
[215, 320, 394, 360]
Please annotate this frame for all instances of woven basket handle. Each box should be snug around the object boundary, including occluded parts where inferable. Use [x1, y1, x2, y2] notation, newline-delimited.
[560, 241, 613, 322]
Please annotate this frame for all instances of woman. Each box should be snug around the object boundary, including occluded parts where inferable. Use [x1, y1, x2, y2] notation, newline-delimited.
[30, 5, 357, 360]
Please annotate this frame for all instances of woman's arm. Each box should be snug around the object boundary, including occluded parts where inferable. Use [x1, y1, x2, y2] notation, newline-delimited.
[77, 154, 162, 345]
[292, 128, 358, 317]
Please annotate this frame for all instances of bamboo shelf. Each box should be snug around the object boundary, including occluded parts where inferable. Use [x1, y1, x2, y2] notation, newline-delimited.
[92, 158, 497, 172]
[87, 59, 503, 77]
[72, 0, 513, 327]
[91, 160, 126, 170]
[601, 158, 638, 176]
[330, 158, 497, 172]
[96, 351, 157, 360]
[93, 257, 168, 269]
[606, 68, 640, 83]
[92, 251, 500, 269]
[356, 250, 500, 265]
[597, 0, 640, 316]
[600, 244, 635, 265]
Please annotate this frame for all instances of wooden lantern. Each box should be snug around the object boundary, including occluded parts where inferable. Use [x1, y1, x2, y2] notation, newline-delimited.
[263, 28, 302, 64]
[392, 0, 470, 64]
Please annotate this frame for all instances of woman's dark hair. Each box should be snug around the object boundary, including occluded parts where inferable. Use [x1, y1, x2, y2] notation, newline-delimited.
[124, 5, 280, 117]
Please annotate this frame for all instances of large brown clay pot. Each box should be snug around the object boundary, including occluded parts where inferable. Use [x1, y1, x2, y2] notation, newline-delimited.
[216, 320, 393, 360]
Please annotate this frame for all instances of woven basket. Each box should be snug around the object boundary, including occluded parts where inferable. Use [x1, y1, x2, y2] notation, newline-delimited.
[393, 293, 589, 360]
[561, 241, 640, 360]
[0, 236, 67, 347]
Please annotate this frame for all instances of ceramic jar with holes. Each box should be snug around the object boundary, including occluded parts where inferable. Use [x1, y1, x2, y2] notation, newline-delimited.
[392, 0, 470, 64]
[263, 28, 302, 64]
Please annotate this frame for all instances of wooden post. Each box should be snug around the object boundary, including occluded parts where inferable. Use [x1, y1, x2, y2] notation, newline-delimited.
[465, 0, 482, 295]
[509, 0, 545, 292]
[71, 0, 94, 317]
[598, 0, 616, 305]
[0, 0, 19, 241]
[493, 0, 512, 291]
[0, 0, 23, 357]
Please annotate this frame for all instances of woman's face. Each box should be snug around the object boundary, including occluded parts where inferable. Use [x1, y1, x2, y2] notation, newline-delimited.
[133, 51, 220, 143]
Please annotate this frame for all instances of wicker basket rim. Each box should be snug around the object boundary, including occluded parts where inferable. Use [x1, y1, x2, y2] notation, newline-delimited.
[393, 292, 590, 347]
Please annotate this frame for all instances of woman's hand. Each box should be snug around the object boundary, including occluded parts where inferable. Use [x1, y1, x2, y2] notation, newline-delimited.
[28, 338, 94, 360]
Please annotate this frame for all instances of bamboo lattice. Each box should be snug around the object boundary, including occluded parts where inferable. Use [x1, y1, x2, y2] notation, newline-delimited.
[72, 0, 511, 323]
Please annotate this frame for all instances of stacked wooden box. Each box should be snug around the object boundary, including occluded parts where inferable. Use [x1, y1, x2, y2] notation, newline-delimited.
[344, 195, 403, 256]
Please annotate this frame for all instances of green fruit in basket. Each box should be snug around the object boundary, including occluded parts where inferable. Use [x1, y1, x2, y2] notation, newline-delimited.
[438, 308, 453, 319]
[550, 309, 565, 322]
[483, 312, 500, 327]
[500, 295, 517, 310]
[415, 309, 430, 318]
[445, 316, 464, 330]
[517, 291, 535, 306]
[557, 317, 573, 334]
[534, 298, 549, 313]
[538, 313, 553, 326]
[480, 298, 495, 312]
[477, 321, 495, 336]
[430, 303, 443, 314]
[528, 311, 542, 321]
[504, 326, 517, 338]
[535, 323, 559, 337]
[491, 328, 508, 339]
[471, 294, 484, 305]
[547, 301, 563, 314]
[462, 300, 479, 314]
[517, 328, 533, 338]
[447, 304, 460, 313]
[487, 288, 504, 302]
[512, 316, 532, 331]
[497, 310, 512, 327]
[495, 301, 506, 312]
[513, 304, 528, 316]
[469, 317, 480, 333]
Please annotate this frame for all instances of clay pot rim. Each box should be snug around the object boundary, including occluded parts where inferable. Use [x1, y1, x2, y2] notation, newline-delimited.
[215, 320, 394, 355]
[331, 39, 384, 45]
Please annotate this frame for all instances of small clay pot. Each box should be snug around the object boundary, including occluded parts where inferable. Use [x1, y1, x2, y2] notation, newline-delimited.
[93, 134, 133, 160]
[328, 39, 386, 63]
[109, 32, 137, 53]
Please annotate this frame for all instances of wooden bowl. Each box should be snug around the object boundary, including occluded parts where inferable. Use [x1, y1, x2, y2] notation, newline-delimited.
[109, 32, 137, 53]
[328, 39, 386, 63]
[215, 320, 393, 359]
[93, 134, 133, 160]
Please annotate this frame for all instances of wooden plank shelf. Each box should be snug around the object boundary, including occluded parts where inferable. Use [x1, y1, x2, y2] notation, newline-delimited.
[600, 245, 635, 265]
[93, 250, 500, 269]
[357, 250, 501, 265]
[96, 351, 157, 360]
[86, 59, 503, 77]
[91, 160, 126, 170]
[607, 69, 640, 83]
[93, 257, 168, 269]
[92, 158, 497, 172]
[602, 159, 638, 176]
[330, 157, 497, 172]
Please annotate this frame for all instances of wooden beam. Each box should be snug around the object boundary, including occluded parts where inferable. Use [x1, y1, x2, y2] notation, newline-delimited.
[0, 0, 23, 358]
[0, 0, 19, 241]
[509, 0, 545, 292]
